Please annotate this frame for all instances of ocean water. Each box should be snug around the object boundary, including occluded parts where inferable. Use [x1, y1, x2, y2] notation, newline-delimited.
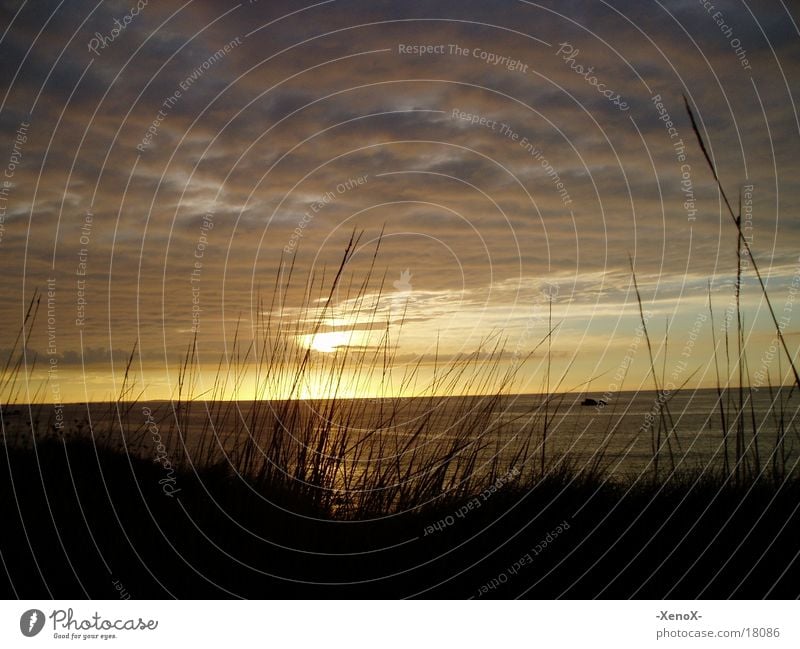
[6, 387, 798, 481]
[492, 387, 799, 477]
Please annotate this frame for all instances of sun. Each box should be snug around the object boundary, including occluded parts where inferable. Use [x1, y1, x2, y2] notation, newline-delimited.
[300, 330, 357, 353]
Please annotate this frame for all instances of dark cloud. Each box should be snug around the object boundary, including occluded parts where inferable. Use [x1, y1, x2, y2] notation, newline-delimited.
[1, 0, 798, 399]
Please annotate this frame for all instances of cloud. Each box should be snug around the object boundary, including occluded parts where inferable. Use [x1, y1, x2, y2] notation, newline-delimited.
[1, 0, 798, 399]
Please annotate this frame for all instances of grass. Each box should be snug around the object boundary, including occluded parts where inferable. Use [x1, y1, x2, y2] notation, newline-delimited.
[1, 103, 799, 597]
[1, 433, 798, 598]
[2, 232, 578, 520]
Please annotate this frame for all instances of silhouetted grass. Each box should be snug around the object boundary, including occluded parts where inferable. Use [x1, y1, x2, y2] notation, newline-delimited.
[2, 126, 800, 598]
[2, 244, 797, 598]
[1, 434, 798, 598]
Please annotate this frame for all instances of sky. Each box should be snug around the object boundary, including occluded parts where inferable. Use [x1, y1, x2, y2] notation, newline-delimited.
[0, 0, 799, 402]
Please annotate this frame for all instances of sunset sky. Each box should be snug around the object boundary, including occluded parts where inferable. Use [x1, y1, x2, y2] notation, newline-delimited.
[1, 0, 799, 402]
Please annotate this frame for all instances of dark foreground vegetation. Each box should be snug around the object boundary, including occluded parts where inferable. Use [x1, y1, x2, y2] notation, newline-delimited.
[1, 436, 799, 598]
[2, 107, 799, 598]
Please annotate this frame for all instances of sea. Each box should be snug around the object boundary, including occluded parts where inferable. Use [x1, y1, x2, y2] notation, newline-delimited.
[4, 387, 798, 481]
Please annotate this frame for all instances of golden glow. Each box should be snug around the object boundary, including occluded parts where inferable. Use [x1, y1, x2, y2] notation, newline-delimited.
[300, 330, 359, 353]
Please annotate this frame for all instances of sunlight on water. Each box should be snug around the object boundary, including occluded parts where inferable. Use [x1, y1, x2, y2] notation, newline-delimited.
[15, 387, 797, 483]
